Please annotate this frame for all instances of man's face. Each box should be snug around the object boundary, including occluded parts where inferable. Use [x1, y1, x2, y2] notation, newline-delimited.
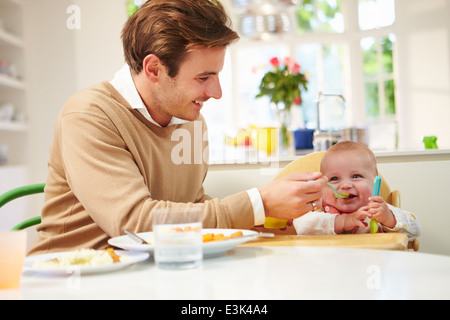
[152, 46, 226, 126]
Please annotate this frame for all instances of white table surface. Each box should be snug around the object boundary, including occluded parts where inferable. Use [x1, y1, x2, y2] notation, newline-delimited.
[2, 246, 450, 300]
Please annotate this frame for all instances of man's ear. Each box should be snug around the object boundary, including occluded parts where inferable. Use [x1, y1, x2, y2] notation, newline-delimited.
[142, 54, 162, 82]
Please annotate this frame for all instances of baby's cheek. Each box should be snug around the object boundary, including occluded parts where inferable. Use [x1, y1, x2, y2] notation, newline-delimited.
[359, 188, 373, 205]
[322, 190, 336, 205]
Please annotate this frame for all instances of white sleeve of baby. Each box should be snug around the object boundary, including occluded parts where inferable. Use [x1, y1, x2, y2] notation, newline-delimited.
[383, 204, 422, 240]
[293, 211, 337, 235]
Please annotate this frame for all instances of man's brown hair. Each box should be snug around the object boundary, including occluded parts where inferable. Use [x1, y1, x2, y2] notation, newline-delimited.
[121, 0, 239, 77]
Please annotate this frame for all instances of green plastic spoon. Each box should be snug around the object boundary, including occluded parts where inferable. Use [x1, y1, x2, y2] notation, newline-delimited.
[326, 184, 349, 199]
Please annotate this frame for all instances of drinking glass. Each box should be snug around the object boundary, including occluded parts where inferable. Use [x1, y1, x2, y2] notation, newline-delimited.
[0, 231, 27, 289]
[152, 207, 202, 270]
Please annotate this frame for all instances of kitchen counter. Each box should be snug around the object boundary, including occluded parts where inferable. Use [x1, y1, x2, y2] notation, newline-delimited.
[209, 147, 450, 170]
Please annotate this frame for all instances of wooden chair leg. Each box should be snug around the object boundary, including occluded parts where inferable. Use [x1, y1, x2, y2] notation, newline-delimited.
[408, 239, 419, 251]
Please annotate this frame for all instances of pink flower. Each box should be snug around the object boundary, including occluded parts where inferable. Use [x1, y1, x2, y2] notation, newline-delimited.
[293, 96, 302, 105]
[269, 57, 280, 68]
[290, 62, 301, 74]
[283, 57, 301, 74]
[283, 57, 293, 66]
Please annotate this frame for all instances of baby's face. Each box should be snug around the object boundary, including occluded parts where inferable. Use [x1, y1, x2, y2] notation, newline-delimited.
[321, 150, 377, 213]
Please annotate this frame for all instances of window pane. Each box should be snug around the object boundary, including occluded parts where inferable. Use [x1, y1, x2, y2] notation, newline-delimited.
[361, 37, 378, 78]
[295, 42, 345, 129]
[365, 82, 379, 117]
[358, 0, 396, 31]
[296, 0, 344, 34]
[201, 52, 232, 133]
[235, 45, 289, 128]
[322, 43, 345, 92]
[361, 34, 396, 119]
[382, 34, 395, 75]
[384, 79, 396, 115]
[296, 43, 319, 128]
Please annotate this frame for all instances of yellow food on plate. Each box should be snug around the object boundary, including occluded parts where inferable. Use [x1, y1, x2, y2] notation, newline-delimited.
[202, 231, 244, 242]
[33, 248, 122, 269]
[104, 247, 121, 263]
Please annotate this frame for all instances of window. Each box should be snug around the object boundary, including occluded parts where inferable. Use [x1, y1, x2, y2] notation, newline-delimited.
[361, 34, 396, 119]
[358, 0, 396, 31]
[206, 0, 399, 160]
[295, 0, 344, 34]
[233, 45, 290, 129]
[294, 42, 347, 130]
[358, 0, 397, 149]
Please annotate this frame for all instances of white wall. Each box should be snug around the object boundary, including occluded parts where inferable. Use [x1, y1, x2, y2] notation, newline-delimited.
[378, 159, 450, 256]
[395, 0, 450, 150]
[24, 0, 128, 184]
[72, 0, 127, 90]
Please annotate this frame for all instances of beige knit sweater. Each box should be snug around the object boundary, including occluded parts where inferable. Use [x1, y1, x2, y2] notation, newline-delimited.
[29, 82, 254, 255]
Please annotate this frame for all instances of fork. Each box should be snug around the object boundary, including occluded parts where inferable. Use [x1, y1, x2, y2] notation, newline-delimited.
[124, 229, 150, 245]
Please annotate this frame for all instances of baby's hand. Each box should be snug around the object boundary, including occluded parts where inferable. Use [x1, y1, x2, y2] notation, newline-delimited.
[341, 206, 371, 233]
[368, 196, 396, 229]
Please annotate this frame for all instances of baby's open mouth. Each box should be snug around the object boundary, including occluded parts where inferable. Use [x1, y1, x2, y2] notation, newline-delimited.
[344, 194, 357, 200]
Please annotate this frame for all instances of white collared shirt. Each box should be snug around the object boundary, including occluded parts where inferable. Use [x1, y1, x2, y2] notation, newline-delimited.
[109, 65, 265, 226]
[109, 65, 188, 127]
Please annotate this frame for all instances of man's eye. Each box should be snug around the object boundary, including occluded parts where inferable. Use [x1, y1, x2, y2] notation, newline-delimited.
[198, 77, 209, 82]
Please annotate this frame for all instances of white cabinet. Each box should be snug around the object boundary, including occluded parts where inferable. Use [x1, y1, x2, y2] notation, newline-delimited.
[0, 0, 28, 167]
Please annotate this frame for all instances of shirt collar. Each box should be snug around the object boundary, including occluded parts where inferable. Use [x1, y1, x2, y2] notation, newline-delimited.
[109, 65, 188, 127]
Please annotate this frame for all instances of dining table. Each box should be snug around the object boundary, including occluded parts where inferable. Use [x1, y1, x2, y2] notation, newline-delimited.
[2, 233, 450, 302]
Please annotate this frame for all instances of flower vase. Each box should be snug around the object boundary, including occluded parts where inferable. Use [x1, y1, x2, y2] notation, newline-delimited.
[277, 107, 295, 156]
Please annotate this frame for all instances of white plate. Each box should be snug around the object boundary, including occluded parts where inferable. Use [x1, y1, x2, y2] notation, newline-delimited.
[108, 229, 258, 257]
[24, 250, 149, 275]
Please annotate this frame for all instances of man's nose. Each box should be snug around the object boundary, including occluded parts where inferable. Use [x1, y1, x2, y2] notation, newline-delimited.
[206, 76, 222, 100]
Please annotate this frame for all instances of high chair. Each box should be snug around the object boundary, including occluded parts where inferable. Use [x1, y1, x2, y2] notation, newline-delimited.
[0, 183, 45, 230]
[260, 151, 419, 251]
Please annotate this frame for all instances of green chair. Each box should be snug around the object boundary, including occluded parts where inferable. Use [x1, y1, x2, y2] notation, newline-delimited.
[0, 183, 45, 230]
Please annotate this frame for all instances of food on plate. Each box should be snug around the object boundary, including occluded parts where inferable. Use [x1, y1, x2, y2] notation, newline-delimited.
[171, 226, 201, 232]
[104, 247, 121, 263]
[202, 231, 244, 242]
[144, 230, 245, 244]
[32, 248, 122, 269]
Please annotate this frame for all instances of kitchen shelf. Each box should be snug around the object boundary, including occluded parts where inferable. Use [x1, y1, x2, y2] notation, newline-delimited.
[0, 28, 24, 48]
[0, 120, 27, 132]
[0, 0, 28, 168]
[0, 73, 25, 90]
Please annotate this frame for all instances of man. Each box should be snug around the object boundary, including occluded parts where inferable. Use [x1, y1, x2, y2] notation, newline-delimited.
[29, 0, 326, 255]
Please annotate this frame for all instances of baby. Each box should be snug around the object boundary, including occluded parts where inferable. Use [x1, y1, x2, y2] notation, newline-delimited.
[293, 141, 421, 239]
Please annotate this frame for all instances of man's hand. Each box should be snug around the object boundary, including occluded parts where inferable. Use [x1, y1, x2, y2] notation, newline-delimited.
[258, 172, 328, 220]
